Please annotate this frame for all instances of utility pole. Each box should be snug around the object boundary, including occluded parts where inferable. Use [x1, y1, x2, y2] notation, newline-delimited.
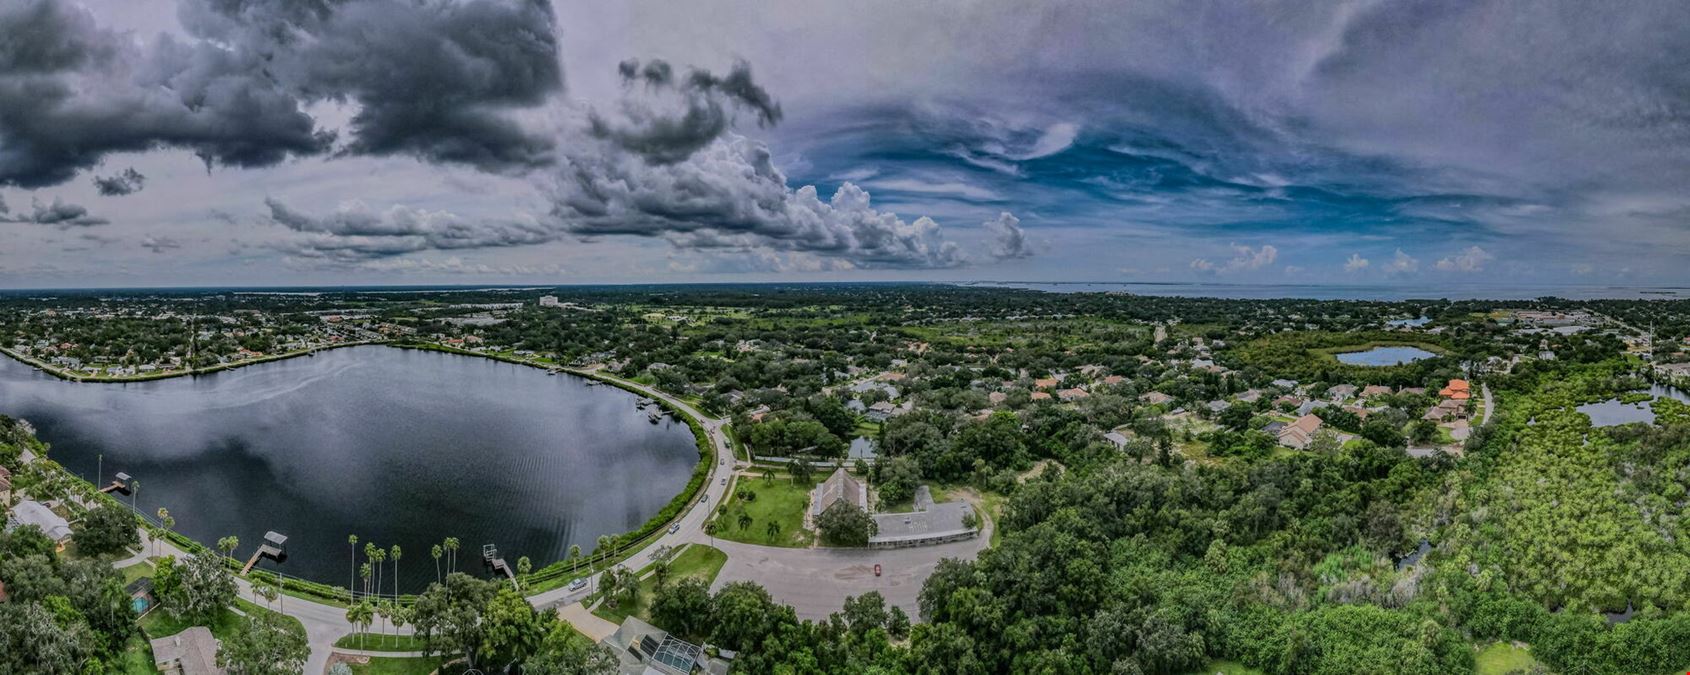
[96, 454, 101, 488]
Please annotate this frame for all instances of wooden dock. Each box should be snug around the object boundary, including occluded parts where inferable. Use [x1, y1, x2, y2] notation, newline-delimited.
[241, 531, 288, 576]
[98, 472, 132, 494]
[482, 544, 517, 587]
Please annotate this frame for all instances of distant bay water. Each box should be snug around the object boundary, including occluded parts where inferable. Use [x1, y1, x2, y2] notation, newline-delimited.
[957, 281, 1690, 301]
[0, 346, 699, 592]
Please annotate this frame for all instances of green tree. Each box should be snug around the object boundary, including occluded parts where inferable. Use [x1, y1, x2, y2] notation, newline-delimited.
[162, 551, 236, 624]
[217, 535, 240, 564]
[0, 601, 95, 675]
[479, 587, 553, 670]
[410, 573, 498, 666]
[218, 612, 309, 675]
[432, 544, 444, 583]
[345, 602, 375, 651]
[524, 622, 620, 675]
[816, 501, 877, 547]
[651, 577, 713, 640]
[347, 534, 359, 601]
[73, 503, 139, 558]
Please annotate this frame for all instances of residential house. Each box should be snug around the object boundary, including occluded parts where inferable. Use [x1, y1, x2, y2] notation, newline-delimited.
[1034, 377, 1060, 390]
[151, 626, 223, 675]
[1271, 378, 1299, 389]
[1030, 391, 1052, 401]
[1101, 375, 1126, 386]
[0, 465, 10, 505]
[1277, 414, 1326, 450]
[1056, 388, 1090, 402]
[987, 391, 1008, 405]
[600, 616, 713, 675]
[1104, 431, 1130, 449]
[1236, 389, 1262, 403]
[1438, 379, 1471, 401]
[1140, 391, 1174, 406]
[7, 500, 72, 548]
[1360, 385, 1394, 398]
[1205, 400, 1230, 414]
[1327, 384, 1358, 400]
[866, 401, 897, 422]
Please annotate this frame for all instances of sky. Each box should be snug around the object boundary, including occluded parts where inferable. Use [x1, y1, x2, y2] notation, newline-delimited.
[3, 0, 1690, 289]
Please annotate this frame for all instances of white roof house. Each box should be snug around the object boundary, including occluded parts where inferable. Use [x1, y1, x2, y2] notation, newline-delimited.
[8, 500, 73, 544]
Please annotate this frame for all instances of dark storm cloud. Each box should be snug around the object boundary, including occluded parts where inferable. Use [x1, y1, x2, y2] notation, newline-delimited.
[0, 0, 562, 188]
[590, 59, 783, 164]
[265, 197, 559, 260]
[0, 0, 331, 188]
[1, 196, 109, 226]
[92, 167, 146, 196]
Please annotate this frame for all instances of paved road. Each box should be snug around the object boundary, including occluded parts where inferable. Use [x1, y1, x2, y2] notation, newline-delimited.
[1479, 383, 1495, 427]
[527, 368, 742, 612]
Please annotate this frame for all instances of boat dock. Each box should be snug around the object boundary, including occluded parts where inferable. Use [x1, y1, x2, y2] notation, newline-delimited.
[241, 531, 288, 576]
[482, 543, 518, 587]
[98, 472, 133, 494]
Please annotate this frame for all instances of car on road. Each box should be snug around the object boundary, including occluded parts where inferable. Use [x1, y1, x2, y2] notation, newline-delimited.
[720, 478, 727, 485]
[568, 577, 587, 591]
[668, 522, 682, 535]
[874, 564, 882, 577]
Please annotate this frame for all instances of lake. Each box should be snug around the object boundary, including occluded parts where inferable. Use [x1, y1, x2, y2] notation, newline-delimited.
[1576, 385, 1690, 427]
[0, 346, 700, 592]
[1335, 345, 1439, 366]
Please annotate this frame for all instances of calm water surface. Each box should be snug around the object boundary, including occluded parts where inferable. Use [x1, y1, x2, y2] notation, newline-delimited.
[0, 346, 699, 592]
[1576, 385, 1690, 427]
[1335, 346, 1439, 366]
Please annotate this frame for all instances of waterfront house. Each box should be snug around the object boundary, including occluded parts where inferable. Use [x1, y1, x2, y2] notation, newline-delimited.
[1360, 385, 1394, 398]
[7, 500, 72, 549]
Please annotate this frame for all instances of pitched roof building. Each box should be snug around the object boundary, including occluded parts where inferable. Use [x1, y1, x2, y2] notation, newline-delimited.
[7, 500, 72, 545]
[1277, 414, 1325, 450]
[811, 468, 868, 518]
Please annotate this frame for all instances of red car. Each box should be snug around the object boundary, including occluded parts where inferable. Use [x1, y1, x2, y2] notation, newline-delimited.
[873, 564, 882, 577]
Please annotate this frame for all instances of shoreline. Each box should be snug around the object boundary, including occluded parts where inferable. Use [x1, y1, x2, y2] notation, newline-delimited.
[0, 341, 388, 383]
[7, 340, 718, 602]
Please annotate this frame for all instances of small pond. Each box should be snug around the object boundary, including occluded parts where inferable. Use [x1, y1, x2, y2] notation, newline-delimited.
[1335, 345, 1439, 366]
[1577, 385, 1690, 427]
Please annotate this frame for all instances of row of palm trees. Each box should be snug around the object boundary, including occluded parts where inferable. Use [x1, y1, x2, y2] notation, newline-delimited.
[346, 534, 439, 603]
[343, 598, 410, 650]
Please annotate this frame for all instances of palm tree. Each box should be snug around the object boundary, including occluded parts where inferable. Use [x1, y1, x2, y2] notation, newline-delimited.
[254, 580, 278, 612]
[390, 545, 401, 600]
[653, 558, 671, 590]
[704, 521, 717, 545]
[766, 521, 782, 542]
[444, 537, 460, 573]
[370, 548, 387, 600]
[129, 479, 138, 512]
[568, 544, 582, 578]
[374, 602, 390, 646]
[346, 602, 374, 650]
[516, 556, 532, 588]
[218, 536, 239, 564]
[348, 535, 359, 602]
[737, 512, 753, 531]
[431, 544, 443, 583]
[360, 562, 372, 597]
[155, 508, 174, 557]
[388, 604, 408, 650]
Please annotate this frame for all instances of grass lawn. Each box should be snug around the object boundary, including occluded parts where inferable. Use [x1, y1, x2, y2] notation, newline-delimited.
[591, 544, 728, 625]
[119, 560, 155, 584]
[1474, 642, 1539, 675]
[712, 473, 816, 548]
[141, 598, 305, 642]
[117, 635, 159, 675]
[334, 632, 430, 652]
[1186, 660, 1264, 675]
[344, 656, 446, 675]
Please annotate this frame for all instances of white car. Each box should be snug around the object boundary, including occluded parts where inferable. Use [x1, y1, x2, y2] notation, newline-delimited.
[567, 578, 587, 591]
[668, 522, 682, 535]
